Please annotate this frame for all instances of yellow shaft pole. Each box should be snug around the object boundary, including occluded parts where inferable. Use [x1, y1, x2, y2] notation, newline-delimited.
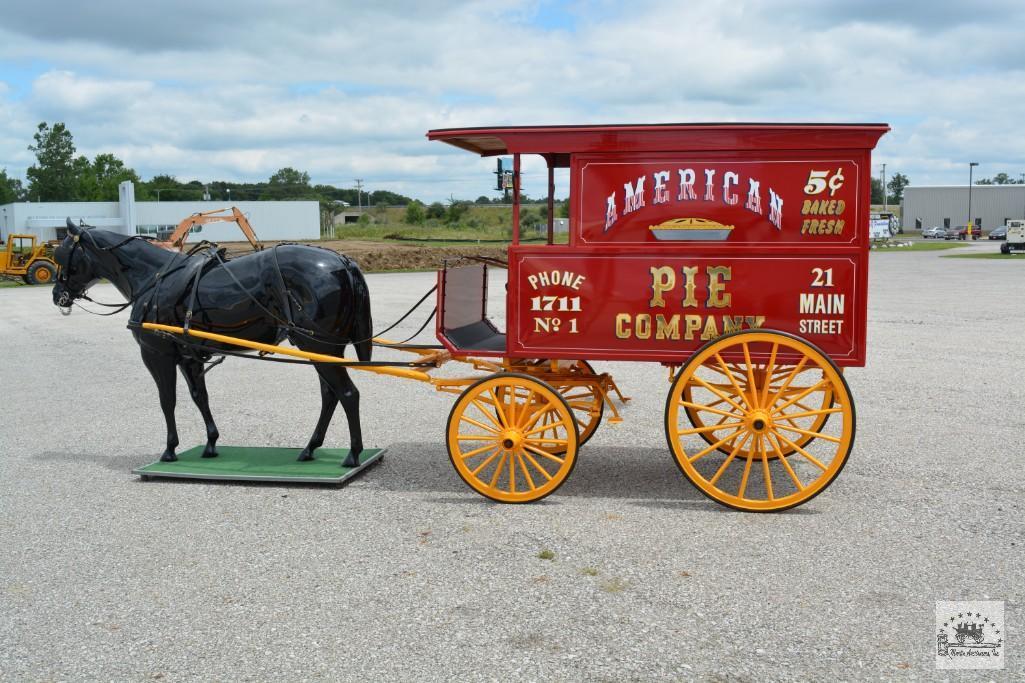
[141, 322, 433, 383]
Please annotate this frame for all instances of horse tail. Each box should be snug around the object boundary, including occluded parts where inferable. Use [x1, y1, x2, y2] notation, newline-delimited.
[346, 259, 373, 362]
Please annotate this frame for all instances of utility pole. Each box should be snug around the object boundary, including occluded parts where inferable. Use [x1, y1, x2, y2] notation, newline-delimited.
[968, 162, 979, 235]
[880, 163, 887, 212]
[354, 179, 364, 212]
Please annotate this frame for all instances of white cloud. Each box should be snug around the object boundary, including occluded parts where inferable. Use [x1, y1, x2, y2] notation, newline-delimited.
[0, 0, 1023, 199]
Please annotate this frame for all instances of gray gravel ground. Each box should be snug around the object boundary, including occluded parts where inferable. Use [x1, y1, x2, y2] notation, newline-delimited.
[1, 241, 1022, 681]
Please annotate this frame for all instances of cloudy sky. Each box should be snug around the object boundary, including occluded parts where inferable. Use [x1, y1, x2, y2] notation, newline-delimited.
[1, 0, 1023, 201]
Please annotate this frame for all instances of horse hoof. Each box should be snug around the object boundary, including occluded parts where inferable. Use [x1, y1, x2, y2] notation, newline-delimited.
[342, 455, 360, 468]
[201, 451, 218, 459]
[160, 453, 178, 463]
[297, 451, 315, 462]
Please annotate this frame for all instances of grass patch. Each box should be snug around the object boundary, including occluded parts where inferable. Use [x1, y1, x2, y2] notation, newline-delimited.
[941, 251, 1025, 260]
[537, 548, 556, 561]
[873, 241, 968, 252]
[600, 577, 629, 593]
[0, 280, 24, 288]
[580, 567, 599, 577]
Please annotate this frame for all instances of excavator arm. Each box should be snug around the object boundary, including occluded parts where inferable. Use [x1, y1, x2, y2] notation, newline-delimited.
[160, 207, 264, 251]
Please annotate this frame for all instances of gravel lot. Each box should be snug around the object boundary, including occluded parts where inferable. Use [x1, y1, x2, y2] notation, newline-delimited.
[1, 241, 1022, 681]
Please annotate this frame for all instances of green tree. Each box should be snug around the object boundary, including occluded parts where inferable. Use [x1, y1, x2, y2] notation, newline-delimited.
[977, 172, 1020, 185]
[870, 177, 884, 204]
[426, 202, 446, 220]
[404, 200, 426, 225]
[77, 153, 141, 201]
[26, 122, 80, 201]
[446, 200, 470, 224]
[886, 172, 909, 203]
[269, 167, 311, 187]
[0, 168, 24, 204]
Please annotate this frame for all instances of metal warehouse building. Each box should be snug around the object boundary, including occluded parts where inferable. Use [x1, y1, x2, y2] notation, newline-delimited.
[0, 182, 320, 243]
[901, 184, 1025, 233]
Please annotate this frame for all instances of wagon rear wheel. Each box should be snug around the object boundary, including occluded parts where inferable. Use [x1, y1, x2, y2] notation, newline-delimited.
[665, 330, 854, 512]
[447, 373, 579, 503]
[682, 363, 833, 459]
[504, 359, 604, 453]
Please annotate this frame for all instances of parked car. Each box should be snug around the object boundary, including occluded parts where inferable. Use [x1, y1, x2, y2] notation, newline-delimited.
[943, 226, 961, 240]
[922, 226, 945, 239]
[955, 225, 981, 240]
[988, 225, 1008, 240]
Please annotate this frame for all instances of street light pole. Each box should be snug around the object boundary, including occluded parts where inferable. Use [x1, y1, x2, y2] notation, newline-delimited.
[967, 162, 979, 238]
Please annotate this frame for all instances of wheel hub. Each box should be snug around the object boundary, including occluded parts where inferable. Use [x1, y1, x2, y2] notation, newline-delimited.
[745, 409, 772, 434]
[500, 429, 523, 451]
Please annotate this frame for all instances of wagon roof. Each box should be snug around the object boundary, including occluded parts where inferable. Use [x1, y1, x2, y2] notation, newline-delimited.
[427, 122, 889, 163]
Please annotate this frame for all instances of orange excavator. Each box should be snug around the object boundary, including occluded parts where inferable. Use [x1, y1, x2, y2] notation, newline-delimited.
[157, 207, 264, 252]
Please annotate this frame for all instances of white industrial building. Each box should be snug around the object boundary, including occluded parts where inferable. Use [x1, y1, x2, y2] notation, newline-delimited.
[0, 182, 320, 243]
[901, 184, 1025, 233]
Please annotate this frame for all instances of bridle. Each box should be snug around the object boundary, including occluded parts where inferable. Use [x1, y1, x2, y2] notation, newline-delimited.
[56, 228, 145, 316]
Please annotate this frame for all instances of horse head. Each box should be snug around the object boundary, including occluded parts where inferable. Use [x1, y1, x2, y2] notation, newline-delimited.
[52, 219, 105, 312]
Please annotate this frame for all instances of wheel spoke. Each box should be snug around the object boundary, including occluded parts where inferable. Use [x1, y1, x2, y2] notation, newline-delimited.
[738, 449, 755, 499]
[525, 438, 569, 446]
[759, 436, 774, 501]
[742, 343, 759, 408]
[690, 376, 747, 413]
[471, 399, 504, 431]
[677, 399, 742, 418]
[459, 415, 500, 434]
[772, 380, 830, 414]
[470, 449, 503, 476]
[523, 443, 566, 465]
[773, 423, 841, 443]
[760, 343, 779, 407]
[675, 421, 745, 436]
[517, 389, 536, 428]
[774, 407, 842, 421]
[508, 451, 516, 494]
[768, 433, 805, 491]
[520, 450, 554, 481]
[515, 451, 537, 490]
[688, 427, 745, 464]
[488, 452, 509, 488]
[708, 433, 752, 486]
[766, 357, 808, 407]
[713, 353, 751, 407]
[460, 443, 500, 460]
[773, 431, 829, 471]
[491, 388, 510, 428]
[522, 415, 567, 438]
[457, 434, 498, 441]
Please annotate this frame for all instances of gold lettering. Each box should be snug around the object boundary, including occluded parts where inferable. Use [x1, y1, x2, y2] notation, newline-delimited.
[635, 313, 651, 340]
[649, 266, 674, 308]
[701, 316, 720, 341]
[684, 314, 702, 340]
[615, 313, 631, 339]
[706, 266, 732, 308]
[681, 266, 699, 308]
[656, 314, 680, 340]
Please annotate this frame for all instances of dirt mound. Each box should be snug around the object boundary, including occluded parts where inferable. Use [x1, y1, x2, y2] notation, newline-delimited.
[224, 239, 509, 272]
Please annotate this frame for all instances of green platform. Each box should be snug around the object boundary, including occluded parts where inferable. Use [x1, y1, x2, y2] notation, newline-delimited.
[133, 446, 385, 484]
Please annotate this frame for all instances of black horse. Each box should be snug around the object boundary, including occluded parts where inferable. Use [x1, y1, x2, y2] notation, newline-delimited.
[51, 220, 373, 467]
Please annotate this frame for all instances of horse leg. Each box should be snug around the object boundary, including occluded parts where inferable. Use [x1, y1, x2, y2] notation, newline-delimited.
[297, 375, 337, 461]
[141, 348, 180, 462]
[315, 365, 364, 468]
[179, 359, 219, 458]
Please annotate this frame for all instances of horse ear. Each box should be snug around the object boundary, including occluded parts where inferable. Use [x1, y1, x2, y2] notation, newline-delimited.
[66, 218, 81, 235]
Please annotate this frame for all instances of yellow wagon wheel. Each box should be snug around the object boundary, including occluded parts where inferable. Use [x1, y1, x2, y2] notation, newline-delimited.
[502, 359, 604, 453]
[682, 363, 833, 459]
[446, 373, 580, 503]
[665, 330, 854, 512]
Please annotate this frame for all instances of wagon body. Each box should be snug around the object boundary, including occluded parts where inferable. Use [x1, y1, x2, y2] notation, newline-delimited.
[428, 123, 887, 367]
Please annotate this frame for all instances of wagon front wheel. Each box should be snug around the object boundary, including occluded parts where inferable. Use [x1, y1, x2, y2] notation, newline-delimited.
[447, 373, 579, 503]
[665, 330, 855, 512]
